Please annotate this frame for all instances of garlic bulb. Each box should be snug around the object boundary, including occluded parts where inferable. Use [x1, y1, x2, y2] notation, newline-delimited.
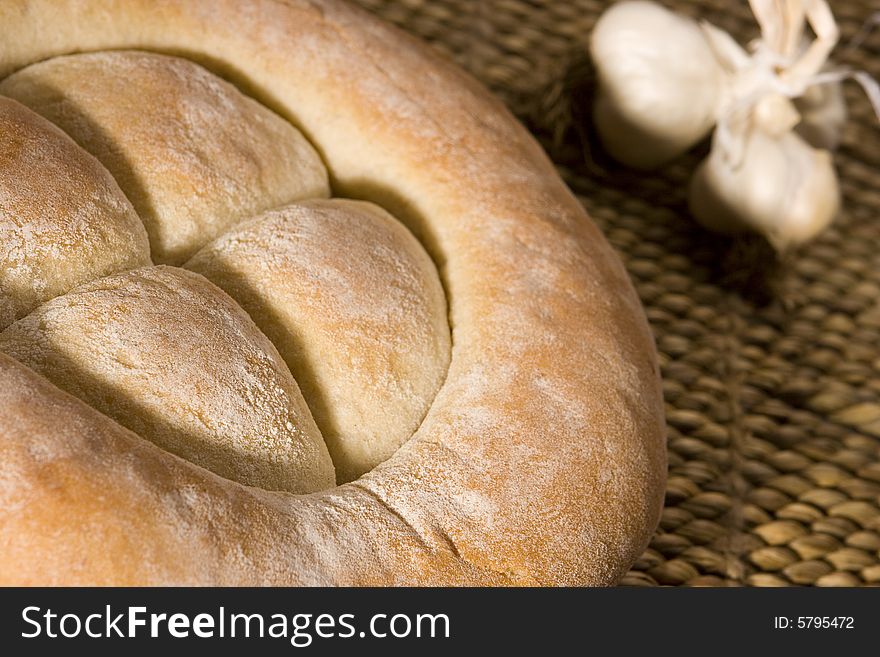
[587, 0, 879, 249]
[590, 0, 724, 169]
[689, 124, 839, 251]
[688, 0, 848, 249]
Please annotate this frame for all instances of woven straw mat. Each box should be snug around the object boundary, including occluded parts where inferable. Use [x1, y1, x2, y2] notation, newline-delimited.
[350, 0, 880, 587]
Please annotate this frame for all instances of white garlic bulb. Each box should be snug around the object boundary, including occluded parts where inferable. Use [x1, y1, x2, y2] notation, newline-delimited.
[586, 0, 876, 250]
[590, 0, 724, 169]
[689, 124, 839, 251]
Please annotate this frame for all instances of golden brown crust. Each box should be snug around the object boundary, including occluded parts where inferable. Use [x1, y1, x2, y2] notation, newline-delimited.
[0, 51, 330, 264]
[0, 96, 150, 329]
[0, 266, 335, 494]
[0, 0, 666, 585]
[186, 199, 451, 484]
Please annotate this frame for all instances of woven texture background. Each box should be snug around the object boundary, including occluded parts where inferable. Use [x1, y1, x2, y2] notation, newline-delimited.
[351, 0, 880, 586]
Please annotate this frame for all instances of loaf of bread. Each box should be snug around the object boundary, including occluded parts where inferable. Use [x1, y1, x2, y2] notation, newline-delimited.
[0, 0, 666, 585]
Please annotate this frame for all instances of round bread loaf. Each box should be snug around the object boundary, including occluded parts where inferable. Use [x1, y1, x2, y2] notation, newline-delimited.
[0, 0, 666, 585]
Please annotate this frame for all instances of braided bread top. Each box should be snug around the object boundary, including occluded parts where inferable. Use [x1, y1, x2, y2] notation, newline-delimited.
[0, 0, 665, 585]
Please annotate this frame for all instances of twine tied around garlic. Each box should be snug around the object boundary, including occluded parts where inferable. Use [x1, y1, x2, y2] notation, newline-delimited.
[707, 0, 879, 163]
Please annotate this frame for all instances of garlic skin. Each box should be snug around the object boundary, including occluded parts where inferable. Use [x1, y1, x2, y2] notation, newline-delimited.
[689, 127, 840, 251]
[590, 0, 724, 169]
[794, 79, 847, 150]
[589, 0, 863, 249]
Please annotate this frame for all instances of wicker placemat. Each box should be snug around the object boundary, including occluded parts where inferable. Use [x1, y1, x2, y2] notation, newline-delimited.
[351, 0, 880, 586]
